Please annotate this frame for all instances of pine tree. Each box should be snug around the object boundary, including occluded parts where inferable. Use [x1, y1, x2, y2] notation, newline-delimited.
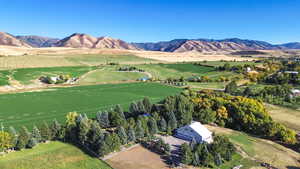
[27, 137, 38, 148]
[114, 104, 125, 119]
[96, 111, 109, 128]
[175, 95, 193, 126]
[97, 141, 109, 157]
[129, 102, 139, 116]
[111, 133, 121, 151]
[89, 121, 104, 146]
[16, 126, 30, 150]
[135, 120, 144, 139]
[117, 126, 128, 145]
[192, 152, 201, 166]
[8, 126, 18, 149]
[190, 138, 197, 151]
[159, 117, 167, 132]
[110, 111, 126, 127]
[167, 111, 177, 130]
[78, 117, 90, 145]
[127, 126, 136, 142]
[137, 101, 146, 114]
[39, 122, 52, 142]
[214, 153, 222, 166]
[181, 143, 193, 165]
[32, 126, 42, 143]
[142, 97, 152, 113]
[50, 119, 62, 140]
[148, 117, 158, 135]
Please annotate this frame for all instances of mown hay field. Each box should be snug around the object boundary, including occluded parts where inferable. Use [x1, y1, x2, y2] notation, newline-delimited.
[266, 104, 300, 132]
[0, 53, 157, 70]
[0, 141, 112, 169]
[206, 125, 300, 169]
[136, 63, 238, 80]
[0, 82, 181, 129]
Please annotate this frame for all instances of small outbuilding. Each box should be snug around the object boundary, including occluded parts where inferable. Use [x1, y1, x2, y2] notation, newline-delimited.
[174, 121, 213, 143]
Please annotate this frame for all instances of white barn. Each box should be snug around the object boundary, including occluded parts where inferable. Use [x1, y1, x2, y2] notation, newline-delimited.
[174, 121, 213, 143]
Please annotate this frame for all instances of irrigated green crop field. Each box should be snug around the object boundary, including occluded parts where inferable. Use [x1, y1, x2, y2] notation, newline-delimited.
[13, 66, 96, 85]
[0, 141, 112, 169]
[0, 82, 181, 128]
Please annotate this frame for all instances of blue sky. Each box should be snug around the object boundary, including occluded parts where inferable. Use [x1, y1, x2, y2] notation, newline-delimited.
[1, 0, 299, 43]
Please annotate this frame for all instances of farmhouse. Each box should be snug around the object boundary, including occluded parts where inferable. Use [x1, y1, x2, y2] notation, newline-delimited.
[174, 121, 213, 143]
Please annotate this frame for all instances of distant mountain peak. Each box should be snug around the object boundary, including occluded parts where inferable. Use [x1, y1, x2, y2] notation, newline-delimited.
[16, 35, 59, 47]
[55, 33, 138, 50]
[0, 32, 32, 48]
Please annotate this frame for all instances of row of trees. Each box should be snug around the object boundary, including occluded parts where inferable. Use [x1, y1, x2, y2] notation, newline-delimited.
[226, 82, 299, 108]
[181, 135, 235, 167]
[190, 89, 297, 144]
[118, 66, 145, 72]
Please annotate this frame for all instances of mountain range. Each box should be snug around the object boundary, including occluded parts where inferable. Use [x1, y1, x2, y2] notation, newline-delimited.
[1, 31, 300, 52]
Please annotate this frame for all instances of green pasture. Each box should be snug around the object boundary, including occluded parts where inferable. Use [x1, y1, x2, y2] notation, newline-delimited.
[0, 70, 10, 86]
[0, 82, 181, 129]
[0, 141, 112, 169]
[78, 69, 146, 85]
[12, 66, 96, 85]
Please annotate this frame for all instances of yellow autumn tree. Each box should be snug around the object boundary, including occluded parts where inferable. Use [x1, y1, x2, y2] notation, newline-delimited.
[66, 112, 78, 126]
[0, 131, 12, 152]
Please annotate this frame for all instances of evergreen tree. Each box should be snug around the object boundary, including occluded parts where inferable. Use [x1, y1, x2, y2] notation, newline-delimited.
[114, 104, 125, 119]
[127, 118, 136, 128]
[117, 126, 128, 145]
[137, 101, 146, 114]
[142, 97, 152, 113]
[50, 119, 61, 140]
[225, 81, 237, 94]
[96, 111, 110, 128]
[78, 117, 90, 145]
[135, 120, 144, 139]
[174, 95, 193, 126]
[8, 126, 18, 149]
[111, 133, 121, 151]
[27, 137, 38, 148]
[39, 122, 51, 142]
[127, 126, 136, 142]
[148, 117, 158, 135]
[159, 117, 167, 132]
[214, 153, 222, 166]
[192, 152, 201, 166]
[190, 138, 197, 151]
[167, 111, 177, 130]
[97, 141, 109, 157]
[110, 111, 127, 127]
[32, 126, 42, 143]
[129, 102, 139, 116]
[181, 143, 193, 165]
[89, 121, 104, 146]
[16, 126, 30, 150]
[104, 133, 114, 153]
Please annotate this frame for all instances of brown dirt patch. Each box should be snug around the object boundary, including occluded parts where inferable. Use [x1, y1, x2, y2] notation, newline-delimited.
[106, 145, 169, 169]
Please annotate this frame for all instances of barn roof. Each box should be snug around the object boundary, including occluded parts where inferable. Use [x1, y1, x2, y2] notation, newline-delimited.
[189, 121, 212, 139]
